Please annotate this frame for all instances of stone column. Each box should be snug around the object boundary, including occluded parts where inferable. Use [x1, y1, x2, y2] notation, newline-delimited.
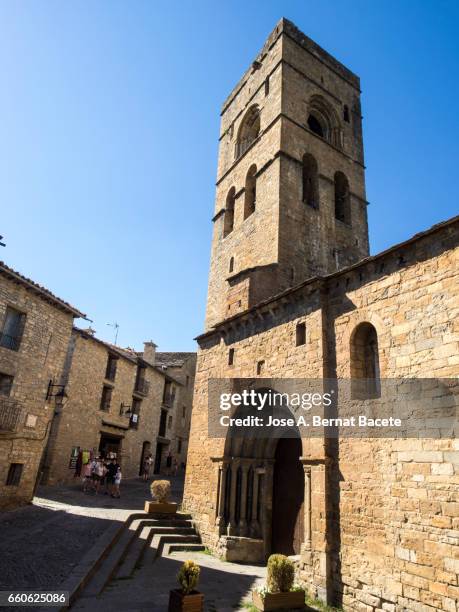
[238, 461, 249, 536]
[262, 461, 274, 556]
[303, 464, 312, 550]
[227, 458, 239, 536]
[215, 461, 228, 534]
[249, 466, 261, 538]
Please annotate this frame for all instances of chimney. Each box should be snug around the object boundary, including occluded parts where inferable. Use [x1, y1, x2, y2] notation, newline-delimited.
[143, 341, 157, 366]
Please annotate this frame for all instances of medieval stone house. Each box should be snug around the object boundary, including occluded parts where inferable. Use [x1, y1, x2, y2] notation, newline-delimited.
[184, 18, 459, 612]
[0, 262, 84, 508]
[41, 328, 196, 483]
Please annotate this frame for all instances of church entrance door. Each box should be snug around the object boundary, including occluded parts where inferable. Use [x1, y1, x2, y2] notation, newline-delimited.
[271, 437, 304, 555]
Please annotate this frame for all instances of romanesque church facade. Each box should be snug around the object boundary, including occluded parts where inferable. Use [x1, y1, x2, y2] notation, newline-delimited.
[184, 19, 459, 611]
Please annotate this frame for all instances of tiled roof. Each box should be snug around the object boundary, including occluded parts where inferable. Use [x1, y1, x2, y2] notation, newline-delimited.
[155, 352, 196, 367]
[0, 261, 85, 318]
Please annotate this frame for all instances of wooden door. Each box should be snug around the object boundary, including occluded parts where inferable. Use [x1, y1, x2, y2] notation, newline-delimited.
[271, 437, 304, 555]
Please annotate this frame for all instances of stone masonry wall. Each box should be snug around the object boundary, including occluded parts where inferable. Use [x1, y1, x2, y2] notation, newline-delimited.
[44, 330, 165, 484]
[0, 277, 76, 508]
[185, 220, 459, 611]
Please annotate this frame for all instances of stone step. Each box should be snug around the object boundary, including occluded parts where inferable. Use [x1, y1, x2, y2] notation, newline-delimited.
[163, 543, 206, 555]
[114, 526, 196, 579]
[78, 519, 144, 597]
[151, 533, 201, 558]
[114, 525, 153, 579]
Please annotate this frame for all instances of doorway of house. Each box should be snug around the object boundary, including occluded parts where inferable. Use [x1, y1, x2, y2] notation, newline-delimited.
[153, 442, 164, 474]
[271, 436, 304, 555]
[99, 433, 122, 460]
[139, 441, 151, 476]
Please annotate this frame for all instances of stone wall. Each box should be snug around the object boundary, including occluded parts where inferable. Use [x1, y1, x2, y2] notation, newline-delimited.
[184, 218, 459, 611]
[0, 272, 77, 508]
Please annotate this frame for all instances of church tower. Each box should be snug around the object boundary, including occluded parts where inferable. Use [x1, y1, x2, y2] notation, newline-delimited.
[205, 18, 369, 330]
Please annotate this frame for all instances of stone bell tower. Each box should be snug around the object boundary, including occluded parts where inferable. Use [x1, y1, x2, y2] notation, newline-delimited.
[205, 18, 369, 330]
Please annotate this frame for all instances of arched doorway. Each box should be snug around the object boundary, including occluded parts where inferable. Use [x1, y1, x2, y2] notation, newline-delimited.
[272, 437, 304, 555]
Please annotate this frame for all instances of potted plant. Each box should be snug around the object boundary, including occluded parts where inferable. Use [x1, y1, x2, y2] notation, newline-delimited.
[144, 479, 177, 513]
[168, 560, 204, 612]
[252, 554, 305, 611]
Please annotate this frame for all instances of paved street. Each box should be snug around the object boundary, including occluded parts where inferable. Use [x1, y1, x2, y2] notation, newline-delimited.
[73, 549, 266, 612]
[0, 476, 184, 592]
[0, 476, 267, 611]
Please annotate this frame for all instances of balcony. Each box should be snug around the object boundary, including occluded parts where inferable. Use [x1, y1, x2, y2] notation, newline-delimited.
[134, 378, 150, 396]
[0, 398, 22, 432]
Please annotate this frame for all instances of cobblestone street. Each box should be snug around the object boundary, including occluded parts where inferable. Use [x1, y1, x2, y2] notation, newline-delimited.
[0, 475, 267, 611]
[0, 476, 184, 592]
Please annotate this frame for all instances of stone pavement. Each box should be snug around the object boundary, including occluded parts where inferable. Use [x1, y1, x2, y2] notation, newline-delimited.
[0, 476, 184, 592]
[0, 475, 269, 611]
[73, 549, 266, 612]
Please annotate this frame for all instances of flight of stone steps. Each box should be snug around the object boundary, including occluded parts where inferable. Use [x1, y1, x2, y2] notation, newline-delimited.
[73, 512, 203, 604]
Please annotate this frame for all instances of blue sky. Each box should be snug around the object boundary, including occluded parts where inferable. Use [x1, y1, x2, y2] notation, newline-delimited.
[1, 1, 458, 351]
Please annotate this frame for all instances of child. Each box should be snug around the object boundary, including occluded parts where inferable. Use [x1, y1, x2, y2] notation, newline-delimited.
[112, 466, 122, 499]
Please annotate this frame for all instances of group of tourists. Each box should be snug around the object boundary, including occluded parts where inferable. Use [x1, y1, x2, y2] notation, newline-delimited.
[82, 456, 122, 497]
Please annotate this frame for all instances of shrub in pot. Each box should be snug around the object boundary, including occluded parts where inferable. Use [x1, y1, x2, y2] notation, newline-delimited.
[145, 479, 177, 513]
[252, 554, 305, 611]
[150, 479, 171, 501]
[168, 560, 204, 612]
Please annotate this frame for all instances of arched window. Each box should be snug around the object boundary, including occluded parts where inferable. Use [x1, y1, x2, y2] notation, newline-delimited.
[244, 164, 257, 219]
[307, 113, 325, 138]
[302, 154, 319, 208]
[334, 171, 351, 225]
[307, 95, 342, 148]
[350, 322, 381, 399]
[235, 105, 260, 159]
[229, 257, 234, 273]
[223, 187, 235, 237]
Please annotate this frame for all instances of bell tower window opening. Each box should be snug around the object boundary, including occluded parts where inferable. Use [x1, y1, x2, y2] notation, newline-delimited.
[307, 95, 342, 148]
[307, 113, 325, 138]
[223, 187, 235, 238]
[302, 154, 319, 208]
[244, 165, 257, 219]
[334, 171, 351, 225]
[235, 105, 260, 159]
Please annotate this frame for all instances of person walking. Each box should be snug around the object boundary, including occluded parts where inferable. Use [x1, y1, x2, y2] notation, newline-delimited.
[105, 458, 119, 496]
[112, 466, 122, 499]
[142, 454, 153, 481]
[93, 457, 105, 495]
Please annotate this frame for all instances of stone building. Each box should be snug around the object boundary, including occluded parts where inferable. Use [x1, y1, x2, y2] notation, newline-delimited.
[155, 352, 197, 468]
[41, 328, 196, 484]
[0, 262, 84, 509]
[184, 18, 459, 612]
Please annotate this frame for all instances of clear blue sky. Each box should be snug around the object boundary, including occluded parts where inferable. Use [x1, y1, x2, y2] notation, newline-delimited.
[1, 1, 458, 351]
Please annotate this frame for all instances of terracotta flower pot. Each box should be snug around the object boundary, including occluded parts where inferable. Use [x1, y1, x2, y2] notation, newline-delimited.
[144, 501, 177, 514]
[252, 589, 305, 611]
[168, 589, 204, 612]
